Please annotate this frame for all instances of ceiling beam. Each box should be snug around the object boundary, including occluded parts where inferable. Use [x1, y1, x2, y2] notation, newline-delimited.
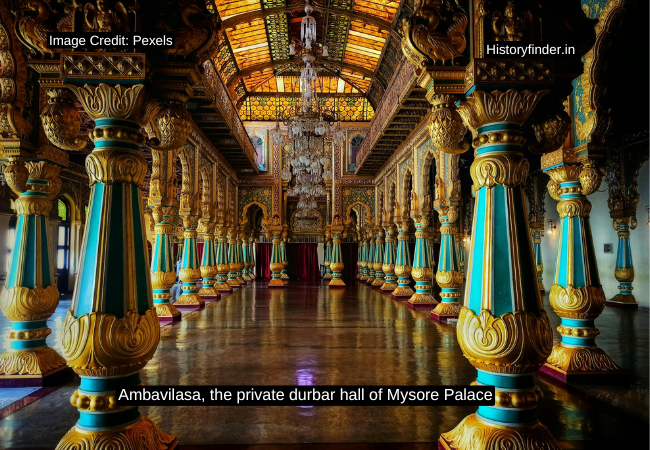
[221, 4, 400, 41]
[235, 58, 378, 85]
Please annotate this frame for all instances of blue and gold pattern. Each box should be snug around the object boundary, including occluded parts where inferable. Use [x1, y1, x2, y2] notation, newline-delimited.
[57, 83, 175, 449]
[380, 211, 397, 292]
[609, 218, 636, 306]
[371, 227, 385, 287]
[328, 218, 346, 287]
[268, 224, 285, 288]
[227, 228, 242, 288]
[440, 89, 558, 450]
[431, 206, 463, 321]
[150, 206, 182, 320]
[0, 155, 67, 379]
[391, 203, 414, 299]
[541, 147, 621, 377]
[176, 215, 205, 307]
[407, 192, 436, 308]
[215, 224, 233, 293]
[198, 221, 220, 300]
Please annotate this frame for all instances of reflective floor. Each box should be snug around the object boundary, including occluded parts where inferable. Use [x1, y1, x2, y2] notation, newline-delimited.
[0, 281, 648, 449]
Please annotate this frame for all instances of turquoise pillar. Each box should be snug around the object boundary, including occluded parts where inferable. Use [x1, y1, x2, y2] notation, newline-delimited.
[380, 222, 397, 292]
[392, 213, 413, 299]
[328, 225, 345, 287]
[407, 197, 435, 309]
[268, 230, 284, 287]
[541, 149, 621, 380]
[365, 231, 375, 284]
[371, 228, 385, 287]
[440, 90, 556, 448]
[59, 83, 175, 447]
[150, 206, 182, 320]
[215, 225, 232, 293]
[323, 238, 333, 279]
[0, 156, 67, 382]
[532, 228, 545, 293]
[608, 218, 636, 307]
[431, 209, 462, 322]
[227, 229, 241, 288]
[198, 224, 220, 300]
[175, 215, 204, 307]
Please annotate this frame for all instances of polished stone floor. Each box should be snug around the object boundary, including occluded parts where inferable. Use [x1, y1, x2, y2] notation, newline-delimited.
[0, 281, 648, 449]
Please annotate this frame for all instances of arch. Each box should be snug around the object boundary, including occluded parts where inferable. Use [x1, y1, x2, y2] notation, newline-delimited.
[387, 182, 397, 217]
[421, 149, 439, 200]
[241, 201, 270, 227]
[402, 168, 413, 216]
[344, 201, 372, 227]
[348, 133, 365, 170]
[199, 165, 214, 222]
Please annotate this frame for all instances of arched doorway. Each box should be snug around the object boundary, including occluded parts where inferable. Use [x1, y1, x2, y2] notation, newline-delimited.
[56, 197, 71, 294]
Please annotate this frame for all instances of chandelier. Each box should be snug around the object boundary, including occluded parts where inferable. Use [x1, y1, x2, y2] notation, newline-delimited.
[272, 0, 345, 220]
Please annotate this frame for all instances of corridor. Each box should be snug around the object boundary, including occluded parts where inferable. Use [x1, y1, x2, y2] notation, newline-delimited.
[0, 281, 647, 449]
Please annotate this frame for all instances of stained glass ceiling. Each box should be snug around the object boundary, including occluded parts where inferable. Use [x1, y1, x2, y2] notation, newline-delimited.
[212, 0, 401, 121]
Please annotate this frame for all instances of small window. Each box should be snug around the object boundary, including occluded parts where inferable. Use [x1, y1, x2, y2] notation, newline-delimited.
[58, 199, 67, 221]
[349, 134, 364, 171]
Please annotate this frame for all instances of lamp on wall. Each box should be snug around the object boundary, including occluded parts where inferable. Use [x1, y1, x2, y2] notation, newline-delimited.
[547, 219, 556, 235]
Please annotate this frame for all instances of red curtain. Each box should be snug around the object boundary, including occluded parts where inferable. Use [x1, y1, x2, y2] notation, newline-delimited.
[340, 242, 359, 282]
[197, 243, 204, 262]
[255, 242, 273, 280]
[287, 243, 320, 280]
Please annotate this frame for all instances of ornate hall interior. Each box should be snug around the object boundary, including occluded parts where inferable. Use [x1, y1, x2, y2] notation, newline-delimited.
[0, 0, 648, 449]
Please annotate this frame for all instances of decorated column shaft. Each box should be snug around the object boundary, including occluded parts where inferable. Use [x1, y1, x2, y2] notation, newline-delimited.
[215, 225, 232, 293]
[150, 206, 182, 320]
[532, 228, 545, 293]
[371, 227, 385, 287]
[610, 218, 636, 306]
[407, 193, 436, 309]
[328, 218, 345, 287]
[0, 155, 67, 381]
[323, 237, 333, 279]
[392, 204, 414, 299]
[235, 233, 245, 284]
[431, 206, 463, 322]
[280, 235, 289, 281]
[365, 229, 376, 284]
[175, 215, 204, 307]
[358, 235, 368, 281]
[380, 216, 397, 292]
[458, 238, 466, 275]
[248, 236, 256, 279]
[541, 148, 621, 380]
[241, 234, 252, 282]
[59, 83, 175, 448]
[356, 234, 363, 279]
[198, 222, 220, 300]
[227, 228, 241, 288]
[440, 90, 557, 449]
[268, 226, 285, 287]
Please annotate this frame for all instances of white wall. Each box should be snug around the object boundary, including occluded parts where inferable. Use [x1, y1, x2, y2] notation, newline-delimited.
[541, 161, 650, 309]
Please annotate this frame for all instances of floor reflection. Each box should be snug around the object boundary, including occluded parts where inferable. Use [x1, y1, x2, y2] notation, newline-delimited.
[0, 281, 647, 449]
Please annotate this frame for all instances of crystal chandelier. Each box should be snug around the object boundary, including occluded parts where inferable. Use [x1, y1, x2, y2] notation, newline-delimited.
[272, 0, 345, 219]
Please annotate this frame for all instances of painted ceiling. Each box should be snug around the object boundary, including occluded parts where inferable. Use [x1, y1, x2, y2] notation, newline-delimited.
[212, 0, 406, 122]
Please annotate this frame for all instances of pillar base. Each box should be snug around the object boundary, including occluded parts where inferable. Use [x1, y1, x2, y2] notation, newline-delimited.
[242, 274, 253, 282]
[328, 278, 346, 288]
[606, 294, 638, 309]
[323, 274, 333, 280]
[371, 277, 385, 287]
[358, 274, 367, 281]
[175, 293, 205, 308]
[407, 293, 438, 310]
[365, 277, 376, 285]
[0, 347, 72, 387]
[391, 286, 414, 299]
[154, 302, 182, 321]
[227, 279, 241, 289]
[539, 344, 627, 384]
[56, 416, 178, 450]
[215, 282, 233, 294]
[268, 279, 285, 288]
[198, 287, 221, 301]
[380, 282, 397, 292]
[430, 302, 461, 323]
[237, 276, 246, 285]
[439, 413, 559, 450]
